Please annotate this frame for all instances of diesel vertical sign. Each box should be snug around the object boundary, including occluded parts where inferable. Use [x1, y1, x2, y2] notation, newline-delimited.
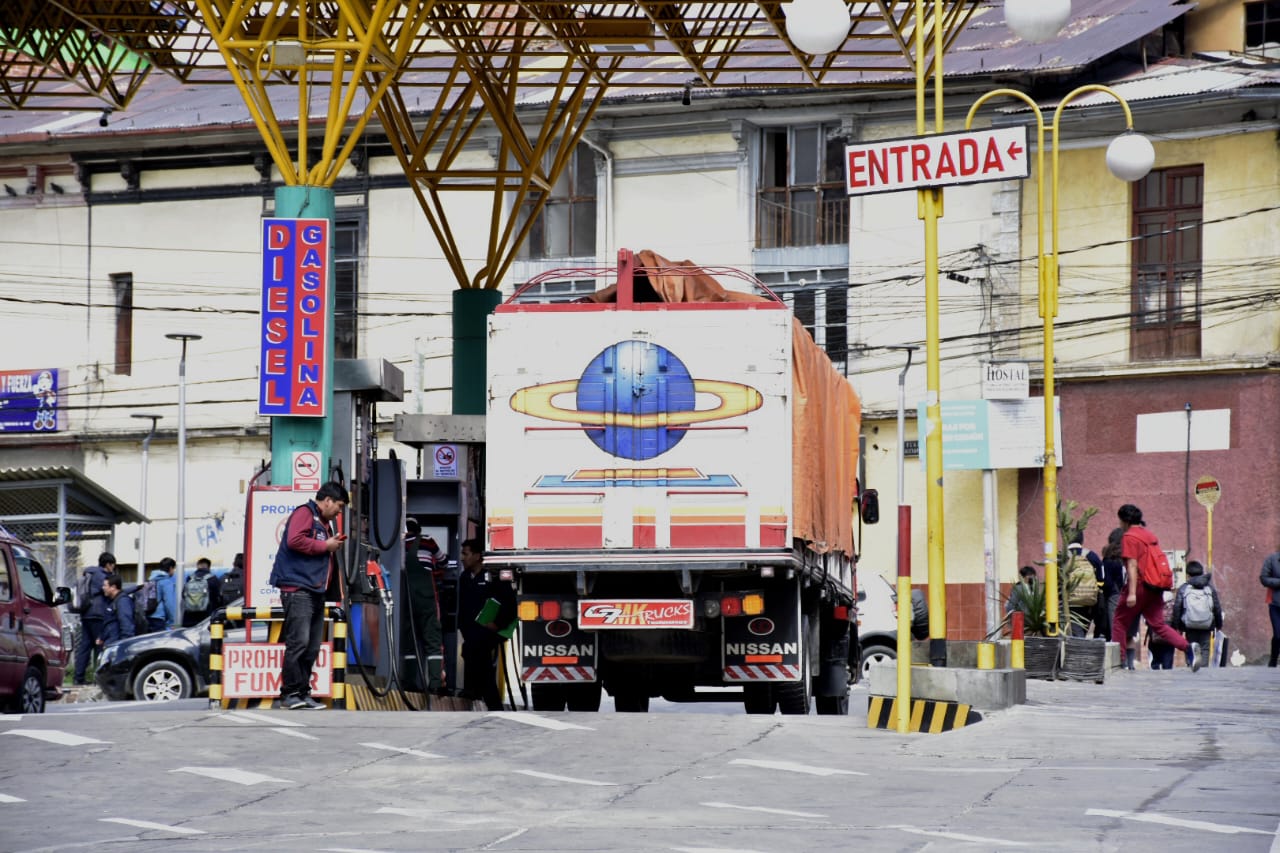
[259, 218, 330, 417]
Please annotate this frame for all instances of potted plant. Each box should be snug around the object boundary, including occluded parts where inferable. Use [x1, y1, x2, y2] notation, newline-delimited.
[1000, 498, 1102, 680]
[1000, 580, 1058, 679]
[1055, 499, 1108, 681]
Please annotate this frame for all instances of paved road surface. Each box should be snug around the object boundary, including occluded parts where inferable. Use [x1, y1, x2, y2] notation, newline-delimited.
[3, 666, 1277, 852]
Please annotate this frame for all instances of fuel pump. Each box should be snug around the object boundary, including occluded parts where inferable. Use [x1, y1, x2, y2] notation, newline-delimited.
[392, 413, 486, 697]
[330, 359, 409, 695]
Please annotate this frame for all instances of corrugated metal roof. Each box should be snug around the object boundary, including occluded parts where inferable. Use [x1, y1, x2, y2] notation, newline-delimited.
[0, 467, 146, 525]
[940, 0, 1195, 78]
[1055, 57, 1280, 108]
[0, 0, 1204, 142]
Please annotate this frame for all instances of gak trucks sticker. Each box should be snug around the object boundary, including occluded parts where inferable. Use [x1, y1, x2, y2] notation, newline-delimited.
[579, 599, 694, 629]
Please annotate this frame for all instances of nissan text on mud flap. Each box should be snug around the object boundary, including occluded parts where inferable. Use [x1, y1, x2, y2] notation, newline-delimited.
[485, 249, 874, 715]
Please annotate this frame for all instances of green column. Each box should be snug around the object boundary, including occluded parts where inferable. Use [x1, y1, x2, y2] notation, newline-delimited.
[452, 288, 502, 415]
[270, 185, 336, 487]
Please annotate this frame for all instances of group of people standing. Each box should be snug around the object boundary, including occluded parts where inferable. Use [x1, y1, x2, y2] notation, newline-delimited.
[72, 552, 236, 685]
[1010, 504, 1223, 671]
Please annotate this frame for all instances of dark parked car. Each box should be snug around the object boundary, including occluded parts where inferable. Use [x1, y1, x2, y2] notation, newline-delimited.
[0, 529, 71, 713]
[95, 599, 261, 702]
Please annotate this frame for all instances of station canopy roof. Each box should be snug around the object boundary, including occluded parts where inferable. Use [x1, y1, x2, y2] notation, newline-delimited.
[0, 0, 1198, 114]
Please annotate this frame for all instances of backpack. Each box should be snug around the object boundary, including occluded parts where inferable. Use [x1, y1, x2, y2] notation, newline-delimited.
[126, 584, 151, 635]
[1067, 555, 1099, 607]
[183, 572, 210, 612]
[220, 570, 245, 605]
[73, 571, 94, 615]
[1182, 586, 1214, 630]
[1140, 547, 1174, 591]
[139, 579, 160, 615]
[1126, 528, 1174, 590]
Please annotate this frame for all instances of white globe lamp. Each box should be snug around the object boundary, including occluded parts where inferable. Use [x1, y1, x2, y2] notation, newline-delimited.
[1105, 132, 1156, 182]
[1005, 0, 1071, 44]
[786, 0, 850, 56]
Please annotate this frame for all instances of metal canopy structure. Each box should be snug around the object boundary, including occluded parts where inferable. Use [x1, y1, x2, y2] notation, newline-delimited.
[0, 466, 146, 588]
[1, 1, 981, 287]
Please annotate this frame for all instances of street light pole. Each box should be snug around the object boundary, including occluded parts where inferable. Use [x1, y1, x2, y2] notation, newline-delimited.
[965, 85, 1153, 635]
[887, 345, 917, 733]
[130, 413, 161, 581]
[166, 333, 201, 626]
[914, 0, 950, 668]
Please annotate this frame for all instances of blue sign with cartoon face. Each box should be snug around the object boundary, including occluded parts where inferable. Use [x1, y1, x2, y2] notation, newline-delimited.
[0, 369, 59, 433]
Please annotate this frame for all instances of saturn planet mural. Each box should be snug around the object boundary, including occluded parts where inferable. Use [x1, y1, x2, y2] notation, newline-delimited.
[509, 340, 763, 461]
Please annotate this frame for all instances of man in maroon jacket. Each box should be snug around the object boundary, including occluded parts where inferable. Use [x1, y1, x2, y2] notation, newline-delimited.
[269, 482, 348, 710]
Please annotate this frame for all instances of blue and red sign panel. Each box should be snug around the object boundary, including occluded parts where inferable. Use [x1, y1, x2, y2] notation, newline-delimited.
[0, 368, 60, 433]
[259, 218, 330, 417]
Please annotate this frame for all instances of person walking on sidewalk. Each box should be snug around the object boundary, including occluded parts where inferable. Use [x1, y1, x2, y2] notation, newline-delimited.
[1111, 504, 1200, 672]
[1172, 560, 1222, 670]
[1260, 546, 1280, 666]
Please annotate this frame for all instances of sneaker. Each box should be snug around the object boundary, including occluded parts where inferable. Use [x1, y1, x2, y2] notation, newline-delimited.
[299, 695, 326, 710]
[1190, 643, 1203, 673]
[282, 694, 309, 710]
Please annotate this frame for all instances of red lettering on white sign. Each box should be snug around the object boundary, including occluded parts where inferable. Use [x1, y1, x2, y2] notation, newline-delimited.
[846, 127, 1030, 196]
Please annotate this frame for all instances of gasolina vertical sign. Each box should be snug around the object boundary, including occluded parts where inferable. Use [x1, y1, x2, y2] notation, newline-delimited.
[259, 218, 330, 417]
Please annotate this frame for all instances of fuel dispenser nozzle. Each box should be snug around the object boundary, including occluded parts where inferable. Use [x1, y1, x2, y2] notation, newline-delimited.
[366, 555, 393, 615]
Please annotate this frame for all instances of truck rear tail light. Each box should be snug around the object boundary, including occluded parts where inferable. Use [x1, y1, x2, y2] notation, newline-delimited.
[720, 596, 743, 617]
[560, 600, 577, 620]
[704, 599, 721, 618]
[498, 569, 515, 581]
[833, 605, 850, 621]
[518, 601, 539, 622]
[741, 593, 764, 616]
[539, 600, 560, 621]
[759, 566, 774, 578]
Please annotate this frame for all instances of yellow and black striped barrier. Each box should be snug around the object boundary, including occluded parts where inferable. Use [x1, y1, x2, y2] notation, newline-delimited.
[208, 605, 347, 711]
[867, 695, 982, 733]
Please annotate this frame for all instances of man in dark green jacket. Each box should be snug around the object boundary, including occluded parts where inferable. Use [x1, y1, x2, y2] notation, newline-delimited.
[405, 518, 445, 693]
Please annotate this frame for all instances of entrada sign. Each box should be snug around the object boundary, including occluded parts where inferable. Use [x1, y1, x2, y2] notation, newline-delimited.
[846, 127, 1030, 196]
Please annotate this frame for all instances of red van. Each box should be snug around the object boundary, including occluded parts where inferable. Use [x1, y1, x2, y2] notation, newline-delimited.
[0, 530, 71, 713]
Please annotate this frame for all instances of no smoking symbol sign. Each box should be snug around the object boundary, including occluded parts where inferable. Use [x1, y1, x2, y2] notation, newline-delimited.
[293, 451, 321, 491]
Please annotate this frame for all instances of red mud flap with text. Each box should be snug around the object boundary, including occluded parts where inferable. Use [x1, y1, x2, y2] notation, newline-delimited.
[721, 591, 801, 683]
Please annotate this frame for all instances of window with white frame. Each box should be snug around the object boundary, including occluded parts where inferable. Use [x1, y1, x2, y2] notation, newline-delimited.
[757, 268, 849, 371]
[512, 278, 600, 304]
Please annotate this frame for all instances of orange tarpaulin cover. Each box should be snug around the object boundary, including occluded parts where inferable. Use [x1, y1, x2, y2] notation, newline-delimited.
[587, 251, 862, 558]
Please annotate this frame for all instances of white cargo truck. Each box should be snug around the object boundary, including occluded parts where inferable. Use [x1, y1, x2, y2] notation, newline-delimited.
[485, 249, 870, 714]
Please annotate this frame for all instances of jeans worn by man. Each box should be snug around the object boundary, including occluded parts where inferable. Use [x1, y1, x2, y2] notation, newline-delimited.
[280, 589, 326, 703]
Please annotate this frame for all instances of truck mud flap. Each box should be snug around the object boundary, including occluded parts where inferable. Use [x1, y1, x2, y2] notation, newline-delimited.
[519, 620, 598, 684]
[721, 579, 801, 682]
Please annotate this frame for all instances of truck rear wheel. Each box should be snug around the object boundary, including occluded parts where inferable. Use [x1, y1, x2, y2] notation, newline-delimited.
[565, 682, 602, 712]
[776, 625, 812, 715]
[814, 694, 850, 715]
[530, 685, 567, 711]
[612, 689, 650, 713]
[742, 684, 776, 715]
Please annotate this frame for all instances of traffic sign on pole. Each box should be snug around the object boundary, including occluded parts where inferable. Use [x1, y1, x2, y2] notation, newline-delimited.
[846, 126, 1030, 196]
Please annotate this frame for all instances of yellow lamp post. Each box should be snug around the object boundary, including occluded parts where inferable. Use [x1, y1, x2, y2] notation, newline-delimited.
[964, 86, 1154, 634]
